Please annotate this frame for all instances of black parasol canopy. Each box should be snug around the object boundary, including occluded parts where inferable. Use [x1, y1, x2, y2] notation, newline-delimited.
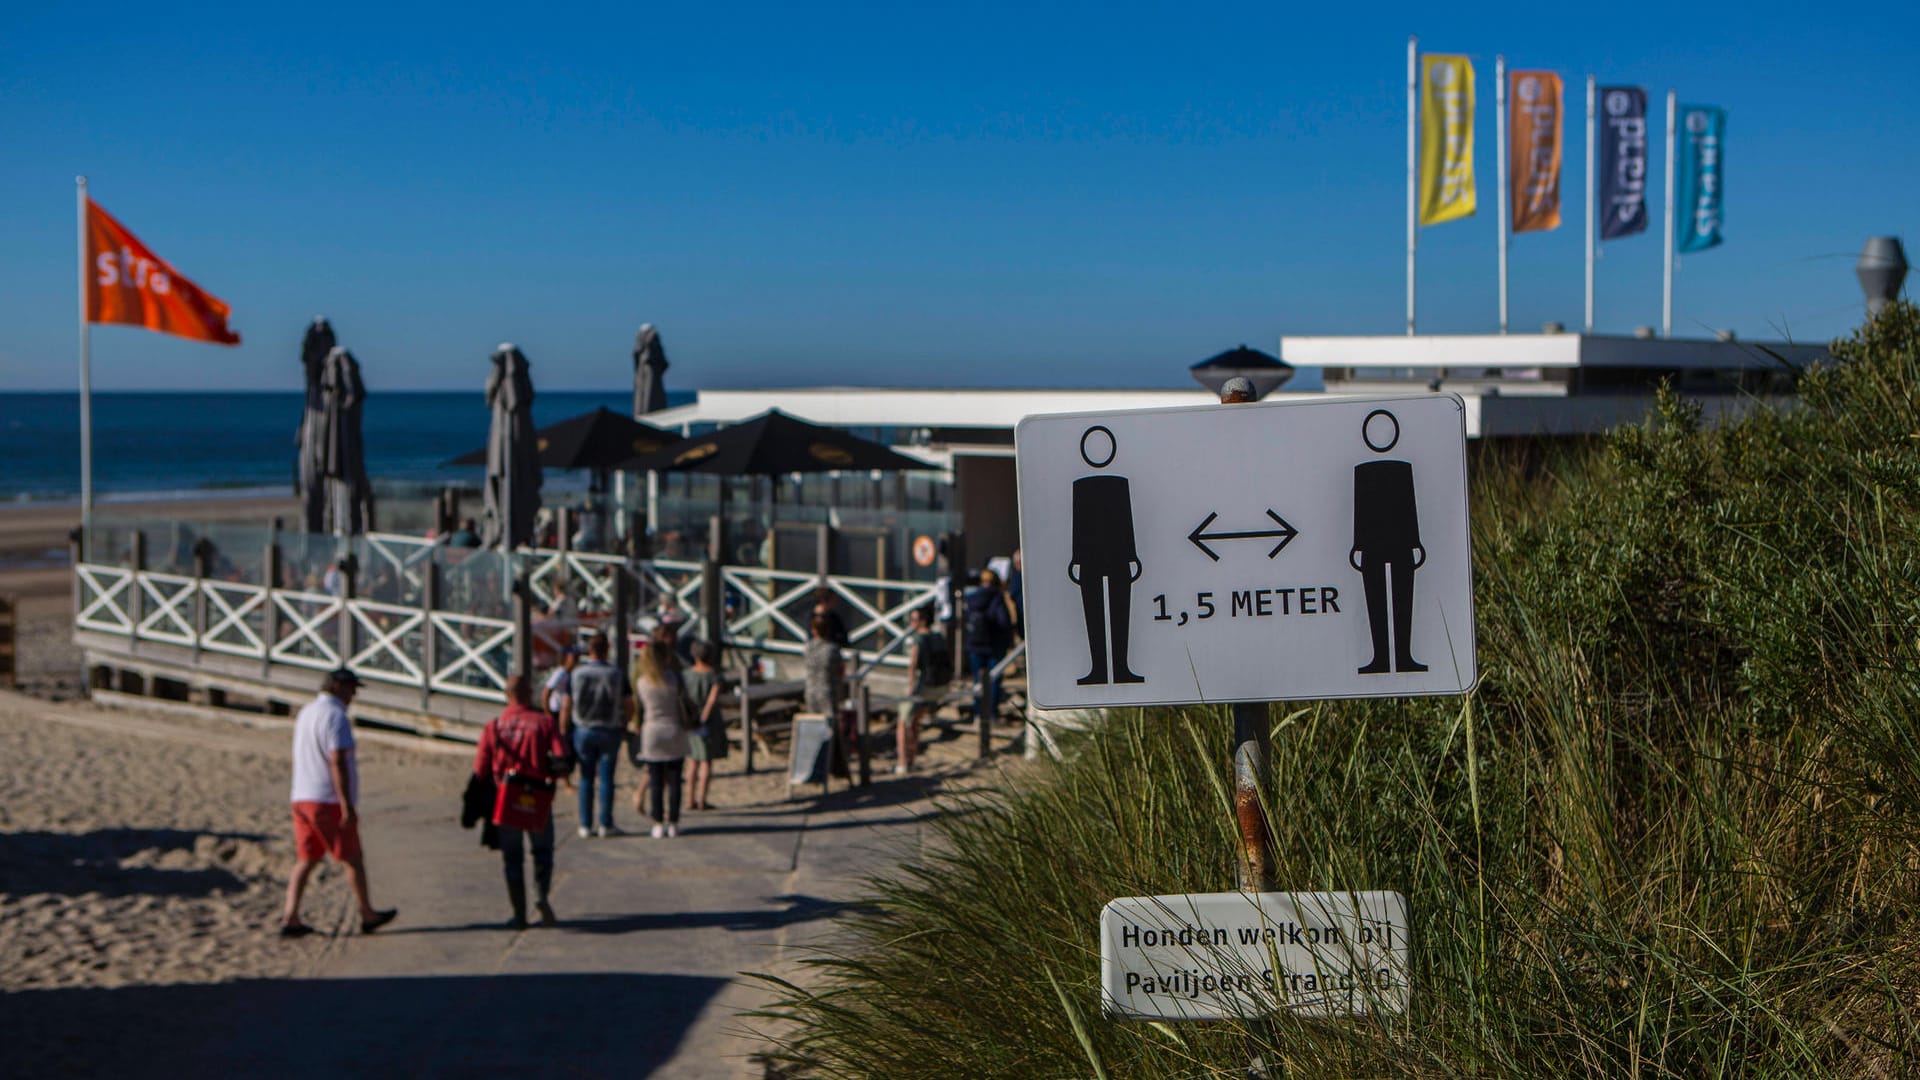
[612, 409, 933, 475]
[448, 406, 677, 471]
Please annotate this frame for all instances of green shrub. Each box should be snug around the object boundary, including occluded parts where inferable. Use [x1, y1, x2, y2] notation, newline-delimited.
[757, 303, 1920, 1078]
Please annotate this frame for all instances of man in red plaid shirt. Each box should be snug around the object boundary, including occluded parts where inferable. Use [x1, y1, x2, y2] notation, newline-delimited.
[474, 674, 569, 929]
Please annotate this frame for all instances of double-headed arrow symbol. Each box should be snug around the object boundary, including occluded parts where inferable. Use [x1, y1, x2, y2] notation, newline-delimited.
[1187, 509, 1299, 562]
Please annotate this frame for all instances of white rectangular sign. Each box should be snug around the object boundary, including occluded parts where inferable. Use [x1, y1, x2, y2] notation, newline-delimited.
[1014, 394, 1475, 708]
[1100, 890, 1410, 1020]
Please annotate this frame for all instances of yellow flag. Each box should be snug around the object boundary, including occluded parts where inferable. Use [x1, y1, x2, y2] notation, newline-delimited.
[1420, 55, 1476, 226]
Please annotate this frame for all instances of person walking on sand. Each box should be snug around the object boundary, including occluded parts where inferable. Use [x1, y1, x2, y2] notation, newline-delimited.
[630, 626, 691, 837]
[474, 673, 569, 929]
[570, 632, 634, 837]
[280, 668, 397, 937]
[683, 640, 726, 810]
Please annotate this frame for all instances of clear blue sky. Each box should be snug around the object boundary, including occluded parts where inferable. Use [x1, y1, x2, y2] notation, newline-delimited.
[1, 2, 1913, 392]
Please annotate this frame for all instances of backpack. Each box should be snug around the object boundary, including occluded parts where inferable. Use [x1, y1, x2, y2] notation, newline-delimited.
[964, 588, 1006, 648]
[920, 631, 954, 687]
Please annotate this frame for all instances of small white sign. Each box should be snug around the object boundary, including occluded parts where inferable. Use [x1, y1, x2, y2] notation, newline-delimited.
[1014, 394, 1475, 708]
[1100, 890, 1410, 1021]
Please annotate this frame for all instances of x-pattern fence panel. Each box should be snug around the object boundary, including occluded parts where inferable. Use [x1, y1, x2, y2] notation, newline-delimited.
[824, 573, 943, 662]
[348, 599, 427, 686]
[269, 590, 343, 671]
[636, 558, 706, 638]
[136, 572, 200, 647]
[526, 550, 625, 612]
[201, 581, 268, 658]
[718, 565, 939, 668]
[429, 610, 515, 699]
[76, 564, 134, 634]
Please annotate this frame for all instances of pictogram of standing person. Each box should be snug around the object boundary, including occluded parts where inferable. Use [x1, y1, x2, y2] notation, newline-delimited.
[1350, 410, 1428, 674]
[1070, 426, 1145, 685]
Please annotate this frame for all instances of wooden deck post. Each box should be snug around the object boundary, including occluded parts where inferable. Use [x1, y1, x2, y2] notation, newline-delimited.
[261, 522, 281, 679]
[855, 682, 872, 788]
[419, 558, 439, 709]
[191, 538, 212, 662]
[738, 682, 755, 776]
[337, 553, 358, 669]
[128, 530, 146, 655]
[512, 571, 534, 679]
[613, 563, 633, 681]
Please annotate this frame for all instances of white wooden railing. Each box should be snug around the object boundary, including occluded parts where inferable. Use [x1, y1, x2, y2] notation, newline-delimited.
[74, 561, 515, 704]
[73, 545, 944, 703]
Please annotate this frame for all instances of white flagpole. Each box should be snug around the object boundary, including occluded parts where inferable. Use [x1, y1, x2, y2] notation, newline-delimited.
[1406, 35, 1418, 336]
[77, 175, 93, 548]
[1495, 55, 1508, 334]
[1585, 75, 1596, 334]
[1662, 89, 1677, 338]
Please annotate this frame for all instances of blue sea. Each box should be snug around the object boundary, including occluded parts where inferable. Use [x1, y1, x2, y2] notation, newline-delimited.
[0, 390, 696, 503]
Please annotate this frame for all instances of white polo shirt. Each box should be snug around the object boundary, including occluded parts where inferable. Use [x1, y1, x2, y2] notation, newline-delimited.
[291, 692, 358, 804]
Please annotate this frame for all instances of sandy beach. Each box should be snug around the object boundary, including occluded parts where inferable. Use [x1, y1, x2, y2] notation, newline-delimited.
[0, 693, 465, 995]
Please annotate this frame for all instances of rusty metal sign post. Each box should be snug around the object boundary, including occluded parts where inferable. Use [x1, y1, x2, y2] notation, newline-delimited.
[1219, 378, 1277, 895]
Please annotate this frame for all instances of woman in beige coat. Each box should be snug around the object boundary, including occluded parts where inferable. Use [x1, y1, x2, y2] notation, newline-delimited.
[630, 626, 691, 837]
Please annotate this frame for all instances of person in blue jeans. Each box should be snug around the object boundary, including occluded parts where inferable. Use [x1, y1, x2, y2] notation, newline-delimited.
[567, 632, 633, 837]
[963, 569, 1016, 727]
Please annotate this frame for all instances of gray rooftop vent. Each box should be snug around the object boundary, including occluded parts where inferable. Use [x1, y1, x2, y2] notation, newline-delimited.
[1858, 237, 1908, 317]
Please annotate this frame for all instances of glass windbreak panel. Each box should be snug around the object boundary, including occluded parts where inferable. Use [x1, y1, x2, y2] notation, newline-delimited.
[197, 522, 273, 585]
[351, 535, 435, 606]
[83, 523, 142, 567]
[434, 547, 516, 620]
[279, 531, 352, 595]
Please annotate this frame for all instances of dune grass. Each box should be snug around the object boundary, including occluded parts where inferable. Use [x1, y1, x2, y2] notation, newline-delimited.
[754, 303, 1920, 1078]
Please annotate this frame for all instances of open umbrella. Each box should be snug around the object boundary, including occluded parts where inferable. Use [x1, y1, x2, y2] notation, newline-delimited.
[319, 346, 376, 536]
[447, 407, 674, 471]
[296, 317, 335, 533]
[481, 344, 541, 550]
[613, 409, 933, 475]
[633, 323, 669, 416]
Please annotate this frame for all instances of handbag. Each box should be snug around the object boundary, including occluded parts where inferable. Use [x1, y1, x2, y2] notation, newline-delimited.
[493, 771, 556, 832]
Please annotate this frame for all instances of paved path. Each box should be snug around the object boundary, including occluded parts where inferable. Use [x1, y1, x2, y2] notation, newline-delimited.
[313, 773, 946, 1079]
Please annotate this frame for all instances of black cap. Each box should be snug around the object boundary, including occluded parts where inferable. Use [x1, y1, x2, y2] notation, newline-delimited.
[327, 667, 363, 687]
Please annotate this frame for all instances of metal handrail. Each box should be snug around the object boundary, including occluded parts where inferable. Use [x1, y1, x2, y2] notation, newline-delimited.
[852, 626, 914, 684]
[989, 638, 1027, 681]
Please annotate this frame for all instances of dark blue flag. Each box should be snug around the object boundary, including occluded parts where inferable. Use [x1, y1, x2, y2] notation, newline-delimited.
[1597, 86, 1649, 240]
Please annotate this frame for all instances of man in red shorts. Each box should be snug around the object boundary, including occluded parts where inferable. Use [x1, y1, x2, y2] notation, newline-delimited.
[280, 667, 397, 937]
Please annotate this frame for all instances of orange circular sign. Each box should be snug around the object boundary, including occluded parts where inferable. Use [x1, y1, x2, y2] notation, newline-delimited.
[912, 534, 937, 568]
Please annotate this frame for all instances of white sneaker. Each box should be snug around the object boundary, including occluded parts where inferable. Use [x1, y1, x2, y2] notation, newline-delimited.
[650, 824, 665, 839]
[595, 824, 623, 838]
[893, 763, 910, 775]
[665, 824, 679, 838]
[577, 826, 591, 839]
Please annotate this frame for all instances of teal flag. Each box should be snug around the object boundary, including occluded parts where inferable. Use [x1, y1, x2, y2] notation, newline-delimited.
[1676, 106, 1725, 253]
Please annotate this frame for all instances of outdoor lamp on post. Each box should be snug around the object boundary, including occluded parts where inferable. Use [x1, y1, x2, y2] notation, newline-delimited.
[1190, 346, 1293, 402]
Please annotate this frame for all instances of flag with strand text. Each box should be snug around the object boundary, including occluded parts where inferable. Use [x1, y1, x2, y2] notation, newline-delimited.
[85, 198, 241, 344]
[1675, 106, 1725, 254]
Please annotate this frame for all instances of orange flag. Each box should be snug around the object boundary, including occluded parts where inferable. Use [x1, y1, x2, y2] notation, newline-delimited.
[85, 198, 241, 344]
[1508, 71, 1564, 234]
